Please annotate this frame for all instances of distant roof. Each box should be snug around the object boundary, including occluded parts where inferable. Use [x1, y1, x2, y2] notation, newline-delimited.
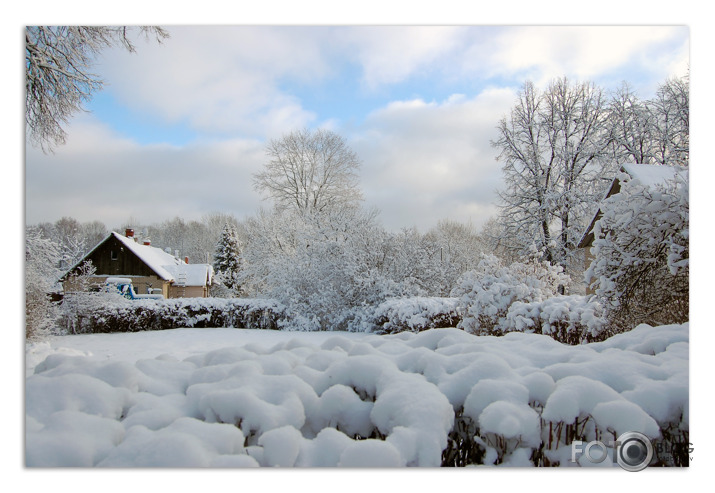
[620, 163, 683, 189]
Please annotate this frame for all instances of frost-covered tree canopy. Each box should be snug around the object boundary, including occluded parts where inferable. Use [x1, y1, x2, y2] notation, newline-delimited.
[25, 227, 61, 339]
[607, 75, 689, 168]
[492, 74, 689, 281]
[492, 78, 613, 274]
[586, 167, 689, 330]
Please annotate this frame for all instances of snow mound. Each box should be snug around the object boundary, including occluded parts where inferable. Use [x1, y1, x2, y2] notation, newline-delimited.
[26, 323, 688, 467]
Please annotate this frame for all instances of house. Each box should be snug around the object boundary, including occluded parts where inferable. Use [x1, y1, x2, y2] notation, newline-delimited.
[61, 229, 214, 298]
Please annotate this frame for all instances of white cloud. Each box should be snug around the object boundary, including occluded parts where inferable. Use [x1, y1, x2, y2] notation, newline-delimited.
[24, 25, 691, 233]
[461, 26, 689, 88]
[96, 26, 331, 138]
[25, 115, 266, 228]
[340, 26, 466, 89]
[25, 86, 515, 232]
[91, 26, 689, 141]
[350, 87, 516, 231]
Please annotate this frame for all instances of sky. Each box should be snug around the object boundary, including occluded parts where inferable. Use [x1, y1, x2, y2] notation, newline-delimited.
[23, 23, 691, 232]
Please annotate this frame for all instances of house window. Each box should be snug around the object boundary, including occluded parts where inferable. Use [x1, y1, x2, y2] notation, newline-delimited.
[111, 250, 118, 260]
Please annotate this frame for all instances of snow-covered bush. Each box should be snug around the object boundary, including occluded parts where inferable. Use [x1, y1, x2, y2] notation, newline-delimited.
[586, 168, 688, 332]
[57, 296, 289, 334]
[57, 260, 97, 335]
[506, 295, 607, 344]
[357, 297, 460, 334]
[451, 252, 569, 335]
[26, 323, 689, 467]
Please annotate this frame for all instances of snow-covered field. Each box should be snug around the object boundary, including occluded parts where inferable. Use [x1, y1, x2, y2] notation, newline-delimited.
[25, 323, 688, 469]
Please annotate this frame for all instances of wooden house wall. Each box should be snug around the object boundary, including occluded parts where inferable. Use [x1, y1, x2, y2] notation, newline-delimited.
[85, 236, 162, 278]
[168, 285, 209, 298]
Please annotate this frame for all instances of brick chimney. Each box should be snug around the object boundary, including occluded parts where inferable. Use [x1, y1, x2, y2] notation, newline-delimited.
[184, 256, 189, 264]
[143, 240, 151, 246]
[125, 228, 134, 238]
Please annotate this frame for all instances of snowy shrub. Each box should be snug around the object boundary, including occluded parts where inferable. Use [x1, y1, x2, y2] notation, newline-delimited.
[58, 292, 462, 336]
[56, 260, 98, 334]
[356, 297, 461, 334]
[26, 323, 688, 467]
[57, 296, 289, 334]
[586, 168, 688, 332]
[451, 252, 569, 335]
[505, 295, 607, 344]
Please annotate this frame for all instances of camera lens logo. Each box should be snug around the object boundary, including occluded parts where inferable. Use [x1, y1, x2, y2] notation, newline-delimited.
[616, 432, 653, 472]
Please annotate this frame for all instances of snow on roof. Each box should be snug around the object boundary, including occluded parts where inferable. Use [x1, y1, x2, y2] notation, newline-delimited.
[112, 232, 212, 285]
[621, 163, 685, 188]
[163, 263, 214, 286]
[113, 232, 181, 281]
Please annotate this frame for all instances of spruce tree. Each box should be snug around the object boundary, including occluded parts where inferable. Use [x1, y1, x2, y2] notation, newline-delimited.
[213, 223, 242, 294]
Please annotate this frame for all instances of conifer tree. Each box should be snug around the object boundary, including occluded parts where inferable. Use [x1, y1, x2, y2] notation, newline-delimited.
[213, 223, 242, 295]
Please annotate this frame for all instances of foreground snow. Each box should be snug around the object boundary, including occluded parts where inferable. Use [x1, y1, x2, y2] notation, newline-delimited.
[25, 324, 688, 467]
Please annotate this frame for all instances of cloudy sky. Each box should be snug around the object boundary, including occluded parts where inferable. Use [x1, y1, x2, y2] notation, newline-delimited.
[24, 24, 690, 232]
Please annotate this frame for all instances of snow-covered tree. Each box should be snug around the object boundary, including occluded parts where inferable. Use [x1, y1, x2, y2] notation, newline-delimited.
[606, 74, 689, 168]
[26, 26, 169, 152]
[213, 223, 242, 296]
[253, 128, 363, 214]
[607, 82, 656, 165]
[25, 227, 61, 340]
[650, 73, 689, 167]
[239, 205, 408, 330]
[492, 78, 612, 278]
[586, 168, 688, 331]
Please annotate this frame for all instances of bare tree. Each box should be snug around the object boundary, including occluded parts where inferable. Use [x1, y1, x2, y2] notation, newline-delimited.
[25, 26, 169, 152]
[607, 82, 655, 165]
[492, 78, 612, 276]
[80, 220, 109, 250]
[650, 73, 689, 167]
[607, 74, 689, 168]
[253, 128, 363, 214]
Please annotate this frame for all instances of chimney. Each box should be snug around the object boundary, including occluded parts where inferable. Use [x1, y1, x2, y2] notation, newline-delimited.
[184, 256, 189, 264]
[143, 240, 151, 246]
[125, 228, 134, 238]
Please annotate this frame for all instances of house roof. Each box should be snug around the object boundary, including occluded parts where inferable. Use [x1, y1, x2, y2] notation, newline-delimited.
[577, 163, 687, 249]
[63, 231, 213, 286]
[163, 263, 214, 286]
[112, 232, 181, 281]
